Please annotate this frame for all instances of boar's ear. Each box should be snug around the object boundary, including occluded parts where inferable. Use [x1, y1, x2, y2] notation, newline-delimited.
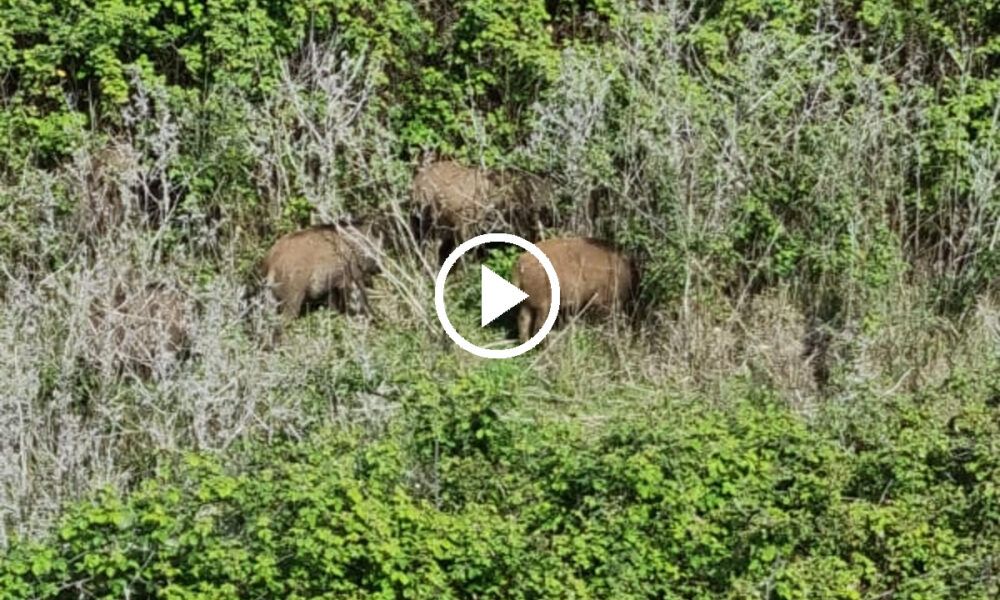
[484, 168, 507, 188]
[335, 214, 363, 229]
[361, 253, 381, 276]
[419, 149, 437, 168]
[362, 219, 384, 244]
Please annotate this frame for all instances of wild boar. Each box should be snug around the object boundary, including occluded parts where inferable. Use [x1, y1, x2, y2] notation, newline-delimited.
[513, 237, 637, 341]
[261, 224, 381, 319]
[411, 160, 553, 262]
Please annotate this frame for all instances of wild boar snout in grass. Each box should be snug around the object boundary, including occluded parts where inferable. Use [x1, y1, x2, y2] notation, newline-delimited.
[512, 237, 637, 342]
[261, 224, 381, 320]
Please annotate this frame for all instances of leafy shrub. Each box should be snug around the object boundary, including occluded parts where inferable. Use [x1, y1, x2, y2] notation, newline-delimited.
[3, 365, 999, 598]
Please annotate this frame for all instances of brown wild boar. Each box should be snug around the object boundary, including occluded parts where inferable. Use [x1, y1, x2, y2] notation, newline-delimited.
[91, 282, 190, 378]
[411, 160, 552, 262]
[261, 225, 381, 319]
[512, 237, 637, 342]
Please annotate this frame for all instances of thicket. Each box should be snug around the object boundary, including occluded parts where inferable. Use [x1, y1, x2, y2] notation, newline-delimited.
[3, 0, 998, 310]
[3, 362, 1000, 598]
[1, 0, 999, 597]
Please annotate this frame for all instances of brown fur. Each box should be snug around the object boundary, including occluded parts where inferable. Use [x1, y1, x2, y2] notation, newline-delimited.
[261, 225, 380, 319]
[513, 237, 637, 342]
[411, 160, 553, 262]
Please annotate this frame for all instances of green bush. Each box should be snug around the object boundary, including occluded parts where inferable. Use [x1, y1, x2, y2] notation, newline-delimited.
[3, 365, 999, 598]
[0, 0, 574, 167]
[4, 0, 996, 309]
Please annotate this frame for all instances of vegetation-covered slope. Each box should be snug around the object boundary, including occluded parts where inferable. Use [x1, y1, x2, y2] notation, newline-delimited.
[4, 360, 1000, 598]
[1, 0, 999, 597]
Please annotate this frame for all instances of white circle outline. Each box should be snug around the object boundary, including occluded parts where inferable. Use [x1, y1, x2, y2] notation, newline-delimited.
[434, 233, 560, 359]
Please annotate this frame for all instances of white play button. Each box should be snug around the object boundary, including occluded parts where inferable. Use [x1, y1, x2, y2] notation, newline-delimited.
[480, 266, 529, 327]
[435, 233, 560, 359]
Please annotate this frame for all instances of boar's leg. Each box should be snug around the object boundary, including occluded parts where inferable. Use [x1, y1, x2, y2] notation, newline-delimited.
[281, 289, 305, 319]
[342, 264, 373, 317]
[517, 305, 534, 343]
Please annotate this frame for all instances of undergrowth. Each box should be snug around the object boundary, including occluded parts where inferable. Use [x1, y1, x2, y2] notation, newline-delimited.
[1, 0, 999, 596]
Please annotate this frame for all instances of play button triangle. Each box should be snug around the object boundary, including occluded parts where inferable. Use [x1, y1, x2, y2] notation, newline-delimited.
[481, 266, 529, 327]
